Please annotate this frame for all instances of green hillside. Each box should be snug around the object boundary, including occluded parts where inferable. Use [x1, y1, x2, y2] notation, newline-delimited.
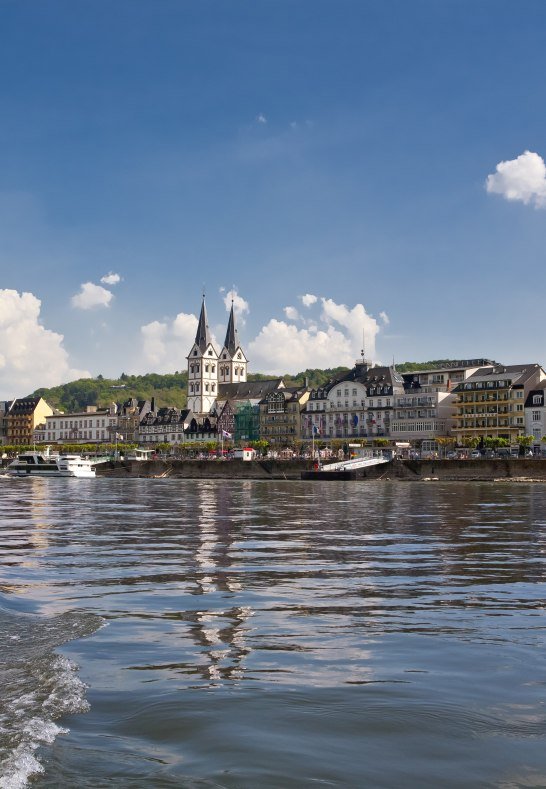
[29, 361, 462, 412]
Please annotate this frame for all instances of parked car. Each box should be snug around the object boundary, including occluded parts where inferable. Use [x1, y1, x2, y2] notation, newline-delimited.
[470, 450, 481, 459]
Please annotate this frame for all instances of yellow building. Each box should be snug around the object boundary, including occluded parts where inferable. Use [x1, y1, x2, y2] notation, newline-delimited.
[452, 364, 545, 445]
[5, 397, 53, 445]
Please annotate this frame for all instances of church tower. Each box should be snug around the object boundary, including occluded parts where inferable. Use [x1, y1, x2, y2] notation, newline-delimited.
[186, 296, 219, 416]
[218, 300, 248, 385]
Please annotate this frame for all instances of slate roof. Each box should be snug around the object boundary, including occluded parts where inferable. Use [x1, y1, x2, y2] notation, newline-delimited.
[194, 297, 213, 352]
[452, 364, 543, 392]
[222, 303, 239, 356]
[218, 379, 284, 402]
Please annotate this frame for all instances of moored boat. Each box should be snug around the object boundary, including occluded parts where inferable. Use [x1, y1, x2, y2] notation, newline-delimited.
[7, 451, 96, 478]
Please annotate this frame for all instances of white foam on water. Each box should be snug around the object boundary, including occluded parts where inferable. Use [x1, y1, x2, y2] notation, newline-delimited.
[0, 652, 90, 788]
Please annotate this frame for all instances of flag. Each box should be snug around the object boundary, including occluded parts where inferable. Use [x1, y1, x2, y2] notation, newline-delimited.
[222, 430, 232, 438]
[115, 433, 124, 440]
[312, 424, 320, 435]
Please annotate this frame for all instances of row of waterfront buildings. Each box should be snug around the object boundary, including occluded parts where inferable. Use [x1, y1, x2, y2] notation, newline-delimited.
[2, 297, 546, 451]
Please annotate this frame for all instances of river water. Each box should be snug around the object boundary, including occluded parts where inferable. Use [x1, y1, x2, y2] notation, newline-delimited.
[1, 477, 546, 788]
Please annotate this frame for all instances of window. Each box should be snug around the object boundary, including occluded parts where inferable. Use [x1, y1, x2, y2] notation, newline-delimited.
[533, 394, 542, 405]
[532, 411, 541, 421]
[516, 391, 524, 398]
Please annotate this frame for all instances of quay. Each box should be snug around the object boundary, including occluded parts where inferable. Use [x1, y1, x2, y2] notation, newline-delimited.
[94, 457, 546, 482]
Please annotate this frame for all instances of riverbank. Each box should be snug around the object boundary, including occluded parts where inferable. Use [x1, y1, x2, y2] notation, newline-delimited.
[95, 457, 546, 482]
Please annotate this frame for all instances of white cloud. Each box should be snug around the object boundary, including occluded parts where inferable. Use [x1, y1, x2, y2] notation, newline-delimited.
[248, 319, 350, 375]
[134, 295, 386, 378]
[249, 297, 382, 375]
[256, 113, 267, 124]
[0, 289, 89, 398]
[100, 272, 121, 285]
[284, 306, 300, 321]
[137, 311, 199, 374]
[222, 288, 249, 325]
[379, 311, 390, 325]
[301, 293, 318, 307]
[485, 150, 546, 208]
[71, 282, 113, 309]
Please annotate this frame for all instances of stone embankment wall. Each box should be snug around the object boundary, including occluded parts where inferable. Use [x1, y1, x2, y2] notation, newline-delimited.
[96, 458, 307, 480]
[96, 457, 546, 481]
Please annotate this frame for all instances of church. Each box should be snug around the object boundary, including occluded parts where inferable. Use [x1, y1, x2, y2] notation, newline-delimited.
[184, 296, 287, 441]
[186, 296, 249, 418]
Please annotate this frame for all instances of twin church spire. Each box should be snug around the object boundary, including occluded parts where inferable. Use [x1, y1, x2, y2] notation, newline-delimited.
[186, 296, 247, 416]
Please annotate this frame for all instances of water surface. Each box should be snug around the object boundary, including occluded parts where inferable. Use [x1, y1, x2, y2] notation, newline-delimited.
[1, 478, 546, 787]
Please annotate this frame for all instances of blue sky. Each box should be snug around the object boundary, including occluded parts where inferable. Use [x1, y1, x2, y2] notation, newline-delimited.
[1, 0, 546, 397]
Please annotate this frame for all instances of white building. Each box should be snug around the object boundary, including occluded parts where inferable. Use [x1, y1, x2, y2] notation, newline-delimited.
[41, 404, 118, 443]
[186, 297, 219, 417]
[218, 301, 248, 385]
[525, 384, 546, 452]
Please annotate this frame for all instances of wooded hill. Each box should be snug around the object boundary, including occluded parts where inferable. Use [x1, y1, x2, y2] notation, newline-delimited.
[29, 361, 457, 412]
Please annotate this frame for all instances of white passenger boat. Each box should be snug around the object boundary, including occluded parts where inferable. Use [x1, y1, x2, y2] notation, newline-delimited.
[7, 451, 96, 478]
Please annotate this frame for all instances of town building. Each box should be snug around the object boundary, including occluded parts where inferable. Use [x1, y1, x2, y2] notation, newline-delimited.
[40, 404, 118, 444]
[5, 397, 53, 445]
[525, 383, 546, 452]
[0, 400, 15, 444]
[452, 363, 546, 445]
[301, 360, 404, 441]
[139, 407, 193, 445]
[259, 385, 310, 445]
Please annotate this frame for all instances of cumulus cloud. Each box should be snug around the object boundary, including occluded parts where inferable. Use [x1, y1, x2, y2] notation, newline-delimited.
[485, 150, 546, 208]
[256, 113, 267, 124]
[0, 289, 89, 398]
[249, 297, 381, 375]
[138, 311, 199, 374]
[100, 272, 121, 285]
[248, 320, 350, 375]
[71, 282, 113, 309]
[222, 288, 249, 325]
[379, 311, 390, 325]
[301, 293, 318, 307]
[284, 306, 300, 321]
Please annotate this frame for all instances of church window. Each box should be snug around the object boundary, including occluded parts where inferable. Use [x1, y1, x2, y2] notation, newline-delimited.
[205, 384, 209, 392]
[223, 354, 227, 359]
[196, 365, 200, 373]
[211, 365, 215, 373]
[193, 350, 197, 356]
[195, 383, 200, 392]
[190, 384, 194, 393]
[237, 353, 241, 359]
[212, 384, 215, 392]
[208, 350, 213, 355]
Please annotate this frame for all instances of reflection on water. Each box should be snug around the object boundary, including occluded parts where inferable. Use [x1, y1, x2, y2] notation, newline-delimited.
[1, 478, 546, 787]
